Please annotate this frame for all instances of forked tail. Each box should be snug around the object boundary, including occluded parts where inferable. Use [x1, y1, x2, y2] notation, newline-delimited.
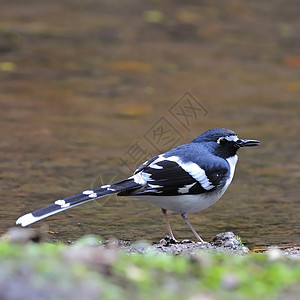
[16, 178, 140, 227]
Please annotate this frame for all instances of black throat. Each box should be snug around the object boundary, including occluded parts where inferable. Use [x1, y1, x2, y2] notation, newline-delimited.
[213, 142, 239, 159]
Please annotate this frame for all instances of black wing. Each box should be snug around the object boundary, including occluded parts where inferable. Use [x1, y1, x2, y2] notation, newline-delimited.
[119, 156, 229, 197]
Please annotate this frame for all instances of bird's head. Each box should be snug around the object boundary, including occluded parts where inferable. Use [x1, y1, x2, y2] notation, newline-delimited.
[192, 128, 259, 158]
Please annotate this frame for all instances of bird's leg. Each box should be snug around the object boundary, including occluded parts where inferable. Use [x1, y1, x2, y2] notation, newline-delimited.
[181, 213, 204, 243]
[161, 208, 177, 242]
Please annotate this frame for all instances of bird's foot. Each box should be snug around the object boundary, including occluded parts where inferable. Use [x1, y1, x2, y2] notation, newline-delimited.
[160, 235, 178, 246]
[180, 239, 194, 244]
[159, 235, 197, 246]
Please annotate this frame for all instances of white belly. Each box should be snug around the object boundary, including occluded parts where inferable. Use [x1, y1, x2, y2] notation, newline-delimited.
[131, 187, 226, 214]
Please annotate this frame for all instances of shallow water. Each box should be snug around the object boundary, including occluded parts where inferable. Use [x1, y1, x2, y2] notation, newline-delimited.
[0, 0, 299, 249]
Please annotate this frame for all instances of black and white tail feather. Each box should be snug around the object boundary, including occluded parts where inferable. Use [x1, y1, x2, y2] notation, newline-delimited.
[16, 177, 142, 227]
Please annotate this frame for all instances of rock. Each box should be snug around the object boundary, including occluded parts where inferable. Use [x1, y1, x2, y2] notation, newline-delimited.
[1, 227, 42, 243]
[210, 232, 249, 254]
[126, 232, 250, 255]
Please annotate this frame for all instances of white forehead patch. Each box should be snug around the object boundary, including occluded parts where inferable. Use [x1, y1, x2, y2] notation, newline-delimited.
[217, 135, 238, 144]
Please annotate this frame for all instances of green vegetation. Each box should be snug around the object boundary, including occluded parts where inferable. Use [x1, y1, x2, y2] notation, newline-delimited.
[0, 239, 299, 300]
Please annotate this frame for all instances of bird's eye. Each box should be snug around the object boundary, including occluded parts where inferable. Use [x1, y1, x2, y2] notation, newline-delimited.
[218, 137, 228, 144]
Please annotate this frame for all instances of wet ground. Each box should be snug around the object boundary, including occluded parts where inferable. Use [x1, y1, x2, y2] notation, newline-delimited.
[0, 0, 299, 249]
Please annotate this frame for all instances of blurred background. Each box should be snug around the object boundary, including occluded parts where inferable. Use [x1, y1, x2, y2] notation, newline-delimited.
[0, 0, 299, 249]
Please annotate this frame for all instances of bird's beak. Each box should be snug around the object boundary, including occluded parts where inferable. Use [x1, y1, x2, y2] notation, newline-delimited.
[237, 139, 260, 147]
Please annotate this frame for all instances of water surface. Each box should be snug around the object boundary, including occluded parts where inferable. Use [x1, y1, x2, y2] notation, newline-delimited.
[0, 0, 299, 249]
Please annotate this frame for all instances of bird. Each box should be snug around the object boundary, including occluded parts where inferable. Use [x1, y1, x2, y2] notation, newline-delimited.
[16, 128, 259, 242]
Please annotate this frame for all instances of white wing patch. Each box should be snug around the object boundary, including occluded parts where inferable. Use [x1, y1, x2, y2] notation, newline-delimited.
[131, 173, 148, 185]
[141, 172, 154, 182]
[148, 183, 163, 189]
[184, 162, 214, 190]
[178, 182, 197, 194]
[149, 163, 163, 169]
[164, 156, 214, 190]
[148, 154, 165, 169]
[133, 154, 216, 191]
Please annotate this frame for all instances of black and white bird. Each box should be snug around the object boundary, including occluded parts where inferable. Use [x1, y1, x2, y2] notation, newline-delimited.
[16, 128, 259, 242]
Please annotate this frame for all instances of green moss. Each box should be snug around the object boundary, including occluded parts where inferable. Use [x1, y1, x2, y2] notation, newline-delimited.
[0, 240, 299, 300]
